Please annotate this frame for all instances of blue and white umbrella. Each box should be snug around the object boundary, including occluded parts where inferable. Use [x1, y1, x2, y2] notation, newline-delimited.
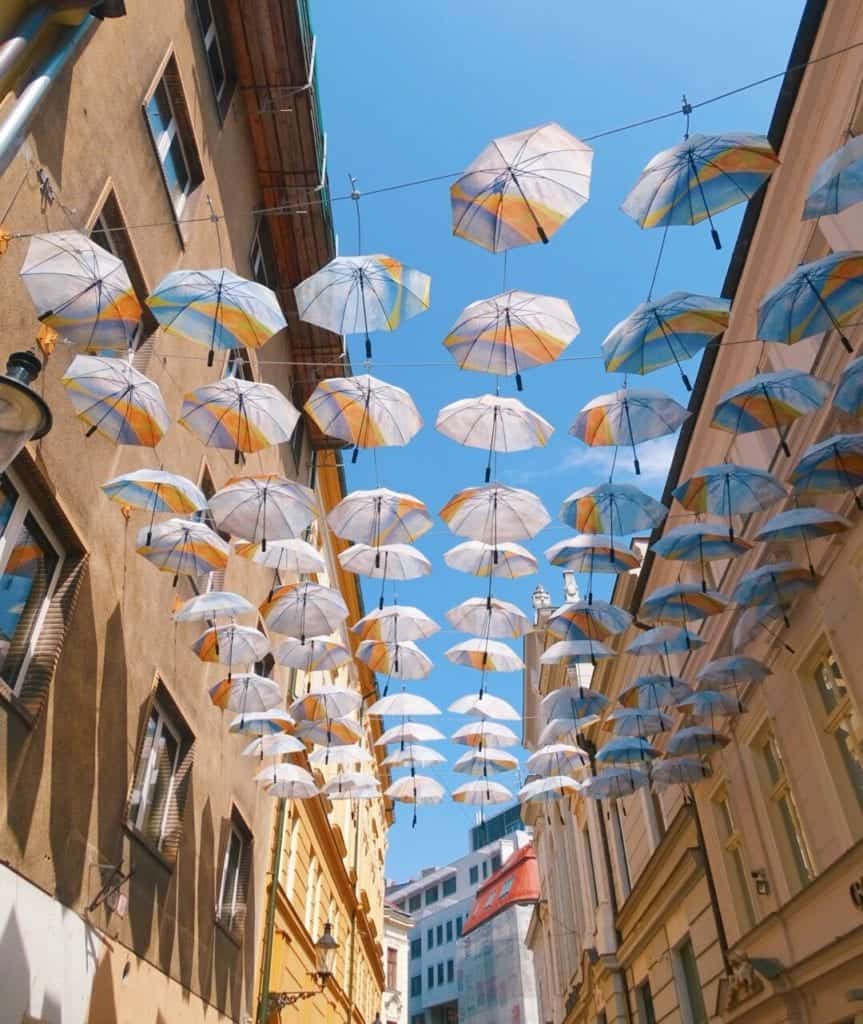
[803, 134, 863, 219]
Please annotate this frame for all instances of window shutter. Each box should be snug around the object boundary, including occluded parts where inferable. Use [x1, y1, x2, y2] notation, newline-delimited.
[232, 832, 252, 937]
[157, 740, 194, 865]
[131, 331, 156, 374]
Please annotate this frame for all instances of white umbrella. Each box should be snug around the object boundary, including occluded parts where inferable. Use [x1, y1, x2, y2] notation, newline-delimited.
[328, 487, 434, 545]
[234, 537, 325, 576]
[666, 726, 730, 757]
[308, 744, 373, 767]
[453, 748, 519, 776]
[290, 687, 362, 722]
[338, 542, 431, 579]
[136, 518, 229, 585]
[540, 639, 615, 666]
[448, 693, 520, 721]
[229, 709, 295, 736]
[254, 762, 316, 787]
[356, 640, 433, 681]
[257, 763, 319, 800]
[440, 483, 550, 543]
[174, 591, 255, 623]
[518, 776, 581, 803]
[274, 637, 353, 673]
[385, 774, 446, 827]
[452, 780, 513, 805]
[382, 745, 446, 768]
[581, 768, 649, 800]
[526, 744, 589, 777]
[209, 474, 318, 548]
[353, 604, 440, 643]
[652, 757, 713, 788]
[209, 673, 282, 713]
[192, 624, 271, 672]
[262, 582, 349, 641]
[538, 716, 600, 747]
[323, 772, 381, 800]
[295, 718, 364, 748]
[607, 707, 673, 737]
[445, 597, 531, 639]
[366, 693, 441, 717]
[541, 687, 609, 720]
[241, 733, 306, 758]
[451, 721, 520, 748]
[675, 691, 742, 718]
[375, 722, 445, 747]
[443, 540, 538, 579]
[445, 638, 524, 672]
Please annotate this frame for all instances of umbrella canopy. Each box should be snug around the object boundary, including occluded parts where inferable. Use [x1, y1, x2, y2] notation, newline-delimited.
[209, 673, 281, 713]
[322, 772, 381, 800]
[136, 518, 229, 582]
[619, 674, 692, 709]
[304, 374, 422, 458]
[266, 777, 320, 800]
[675, 690, 742, 717]
[382, 744, 446, 768]
[451, 721, 519, 748]
[754, 507, 851, 574]
[452, 780, 513, 806]
[696, 655, 772, 689]
[289, 687, 362, 723]
[193, 624, 270, 667]
[338, 543, 431, 580]
[147, 268, 286, 364]
[445, 597, 531, 639]
[607, 707, 673, 737]
[256, 763, 318, 800]
[328, 487, 433, 545]
[525, 744, 589, 776]
[673, 464, 785, 539]
[666, 726, 730, 757]
[241, 733, 306, 758]
[448, 692, 520, 721]
[545, 535, 641, 573]
[440, 483, 550, 543]
[366, 692, 441, 717]
[732, 562, 817, 623]
[273, 637, 353, 673]
[295, 717, 364, 748]
[547, 599, 633, 641]
[385, 774, 445, 805]
[174, 591, 255, 623]
[294, 255, 431, 359]
[790, 433, 863, 508]
[451, 122, 592, 252]
[758, 251, 863, 353]
[209, 474, 318, 548]
[519, 775, 582, 804]
[542, 686, 609, 721]
[651, 522, 752, 590]
[538, 716, 601, 747]
[353, 605, 440, 643]
[561, 482, 667, 536]
[711, 369, 830, 457]
[581, 767, 650, 799]
[234, 537, 326, 576]
[61, 355, 169, 446]
[229, 709, 294, 736]
[445, 638, 524, 672]
[651, 757, 713, 787]
[443, 290, 579, 390]
[640, 583, 729, 624]
[20, 230, 141, 351]
[602, 291, 730, 389]
[443, 540, 538, 579]
[596, 736, 660, 765]
[376, 722, 445, 747]
[834, 356, 863, 417]
[732, 603, 791, 651]
[570, 387, 689, 475]
[103, 470, 207, 524]
[626, 625, 705, 656]
[621, 132, 778, 248]
[453, 747, 519, 776]
[261, 582, 349, 641]
[540, 639, 615, 666]
[179, 377, 300, 461]
[803, 134, 863, 219]
[356, 640, 434, 680]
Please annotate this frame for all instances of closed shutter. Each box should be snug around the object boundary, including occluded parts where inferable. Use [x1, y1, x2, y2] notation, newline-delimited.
[157, 738, 194, 864]
[231, 827, 253, 937]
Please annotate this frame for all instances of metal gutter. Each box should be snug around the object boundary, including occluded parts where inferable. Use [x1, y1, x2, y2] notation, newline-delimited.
[628, 0, 830, 617]
[0, 3, 51, 87]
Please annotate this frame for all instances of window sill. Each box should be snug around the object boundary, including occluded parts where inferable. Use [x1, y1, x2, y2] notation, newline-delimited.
[0, 677, 36, 728]
[124, 823, 175, 873]
[214, 916, 243, 948]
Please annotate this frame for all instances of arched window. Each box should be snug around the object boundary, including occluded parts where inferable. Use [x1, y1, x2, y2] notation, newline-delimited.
[304, 855, 317, 932]
[313, 872, 324, 938]
[283, 811, 301, 898]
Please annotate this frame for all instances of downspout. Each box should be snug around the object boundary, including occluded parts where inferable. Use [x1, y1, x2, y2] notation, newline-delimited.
[345, 706, 365, 1023]
[0, 14, 95, 178]
[0, 3, 52, 87]
[256, 796, 288, 1024]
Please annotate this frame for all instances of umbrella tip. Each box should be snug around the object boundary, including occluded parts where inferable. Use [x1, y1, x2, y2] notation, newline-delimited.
[537, 225, 549, 244]
[711, 228, 722, 250]
[515, 373, 524, 392]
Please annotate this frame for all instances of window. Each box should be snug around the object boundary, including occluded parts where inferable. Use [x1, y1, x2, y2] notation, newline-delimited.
[755, 731, 814, 889]
[216, 811, 252, 936]
[193, 0, 235, 116]
[127, 687, 193, 860]
[437, 962, 444, 985]
[250, 216, 277, 289]
[304, 856, 318, 931]
[490, 853, 502, 873]
[469, 865, 479, 885]
[282, 811, 300, 897]
[447, 959, 454, 983]
[810, 648, 863, 816]
[481, 861, 488, 879]
[456, 915, 463, 937]
[446, 920, 453, 942]
[583, 822, 599, 907]
[610, 801, 632, 897]
[436, 924, 443, 945]
[0, 474, 63, 697]
[144, 57, 204, 219]
[636, 980, 656, 1024]
[224, 347, 255, 382]
[674, 937, 708, 1024]
[410, 975, 421, 998]
[387, 946, 398, 990]
[427, 965, 434, 989]
[425, 884, 439, 906]
[442, 875, 457, 897]
[427, 928, 433, 950]
[499, 876, 514, 899]
[408, 892, 421, 912]
[713, 788, 756, 930]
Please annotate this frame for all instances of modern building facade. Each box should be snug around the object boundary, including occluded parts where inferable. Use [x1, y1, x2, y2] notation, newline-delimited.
[0, 3, 389, 1023]
[382, 901, 413, 1024]
[523, 2, 863, 1023]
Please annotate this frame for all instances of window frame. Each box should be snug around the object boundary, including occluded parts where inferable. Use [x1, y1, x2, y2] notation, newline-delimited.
[442, 874, 457, 898]
[711, 783, 757, 931]
[216, 810, 252, 937]
[129, 698, 182, 844]
[192, 0, 236, 119]
[636, 978, 656, 1024]
[672, 936, 708, 1024]
[409, 974, 422, 999]
[386, 945, 398, 991]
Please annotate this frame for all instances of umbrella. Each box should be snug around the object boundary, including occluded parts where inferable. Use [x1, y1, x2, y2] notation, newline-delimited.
[338, 543, 431, 580]
[445, 638, 524, 672]
[754, 507, 851, 575]
[607, 707, 673, 737]
[102, 470, 207, 542]
[518, 775, 581, 804]
[673, 464, 785, 540]
[453, 748, 519, 776]
[525, 744, 589, 776]
[294, 254, 431, 359]
[666, 726, 730, 757]
[560, 482, 667, 537]
[209, 673, 281, 713]
[436, 393, 553, 481]
[448, 692, 520, 721]
[545, 535, 640, 603]
[261, 582, 349, 642]
[581, 768, 649, 799]
[619, 674, 692, 709]
[626, 625, 705, 656]
[651, 757, 713, 787]
[179, 377, 299, 463]
[542, 687, 609, 721]
[711, 369, 831, 458]
[322, 772, 381, 800]
[834, 356, 863, 417]
[696, 655, 771, 691]
[675, 690, 742, 718]
[357, 640, 434, 680]
[366, 692, 441, 717]
[193, 624, 271, 671]
[235, 537, 325, 575]
[621, 132, 778, 249]
[136, 518, 229, 585]
[295, 717, 364, 748]
[256, 763, 318, 799]
[289, 687, 362, 722]
[445, 597, 531, 639]
[640, 583, 729, 624]
[602, 291, 730, 390]
[273, 637, 353, 673]
[451, 122, 592, 252]
[304, 374, 422, 462]
[596, 736, 660, 765]
[651, 522, 752, 591]
[20, 230, 141, 351]
[443, 290, 579, 390]
[353, 605, 440, 643]
[547, 599, 633, 641]
[208, 474, 318, 549]
[385, 774, 445, 812]
[375, 722, 445, 747]
[733, 602, 792, 651]
[538, 716, 601, 747]
[803, 134, 863, 219]
[443, 540, 538, 579]
[731, 562, 817, 624]
[328, 487, 433, 545]
[570, 386, 689, 476]
[382, 744, 446, 767]
[146, 267, 287, 365]
[451, 721, 519, 749]
[241, 733, 306, 758]
[790, 433, 863, 508]
[308, 744, 374, 767]
[266, 777, 320, 800]
[174, 591, 255, 624]
[758, 251, 863, 353]
[61, 355, 169, 446]
[440, 483, 550, 544]
[540, 639, 615, 666]
[452, 780, 513, 807]
[228, 709, 294, 736]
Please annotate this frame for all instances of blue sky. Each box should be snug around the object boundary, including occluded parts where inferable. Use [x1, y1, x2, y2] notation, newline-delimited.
[310, 0, 806, 883]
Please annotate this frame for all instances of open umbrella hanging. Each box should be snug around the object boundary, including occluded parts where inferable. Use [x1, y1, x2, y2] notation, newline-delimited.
[208, 474, 318, 550]
[338, 542, 430, 581]
[651, 522, 752, 591]
[619, 674, 692, 710]
[834, 356, 863, 417]
[256, 764, 319, 800]
[675, 690, 742, 718]
[356, 640, 434, 682]
[229, 709, 295, 736]
[366, 692, 441, 718]
[731, 562, 818, 625]
[666, 726, 730, 758]
[295, 717, 364, 748]
[651, 757, 713, 788]
[525, 744, 589, 777]
[640, 582, 729, 625]
[323, 772, 381, 801]
[540, 639, 615, 667]
[754, 507, 851, 575]
[443, 540, 538, 579]
[261, 581, 349, 642]
[672, 463, 786, 541]
[385, 772, 446, 827]
[193, 624, 270, 676]
[375, 722, 445, 747]
[209, 673, 281, 713]
[445, 638, 524, 672]
[546, 599, 633, 641]
[273, 637, 353, 673]
[560, 482, 667, 539]
[136, 517, 229, 586]
[289, 686, 362, 723]
[440, 483, 550, 546]
[538, 716, 602, 748]
[733, 603, 795, 654]
[607, 707, 672, 738]
[790, 433, 863, 509]
[328, 487, 433, 546]
[518, 775, 582, 804]
[448, 692, 520, 721]
[352, 604, 440, 643]
[544, 534, 640, 603]
[445, 597, 531, 639]
[234, 537, 325, 599]
[581, 767, 650, 800]
[174, 591, 255, 624]
[803, 134, 863, 219]
[453, 748, 519, 776]
[382, 744, 446, 768]
[241, 733, 306, 758]
[104, 469, 208, 546]
[451, 720, 519, 749]
[596, 736, 660, 766]
[452, 780, 513, 816]
[695, 655, 771, 710]
[626, 625, 705, 657]
[309, 744, 374, 768]
[542, 686, 609, 722]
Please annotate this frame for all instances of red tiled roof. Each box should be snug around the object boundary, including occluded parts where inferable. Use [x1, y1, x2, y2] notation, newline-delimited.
[462, 844, 539, 936]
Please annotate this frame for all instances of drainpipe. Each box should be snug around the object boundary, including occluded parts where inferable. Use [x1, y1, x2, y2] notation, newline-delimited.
[0, 4, 52, 86]
[257, 797, 288, 1024]
[0, 14, 95, 179]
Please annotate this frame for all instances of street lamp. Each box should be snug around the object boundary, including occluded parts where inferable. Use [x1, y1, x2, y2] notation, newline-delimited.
[267, 922, 340, 1011]
[0, 351, 52, 475]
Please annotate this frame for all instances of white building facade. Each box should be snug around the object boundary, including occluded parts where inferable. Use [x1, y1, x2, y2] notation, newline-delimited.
[382, 902, 413, 1024]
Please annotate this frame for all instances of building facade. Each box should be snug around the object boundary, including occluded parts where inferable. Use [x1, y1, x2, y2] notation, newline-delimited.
[523, 2, 863, 1023]
[382, 902, 414, 1024]
[0, 3, 388, 1023]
